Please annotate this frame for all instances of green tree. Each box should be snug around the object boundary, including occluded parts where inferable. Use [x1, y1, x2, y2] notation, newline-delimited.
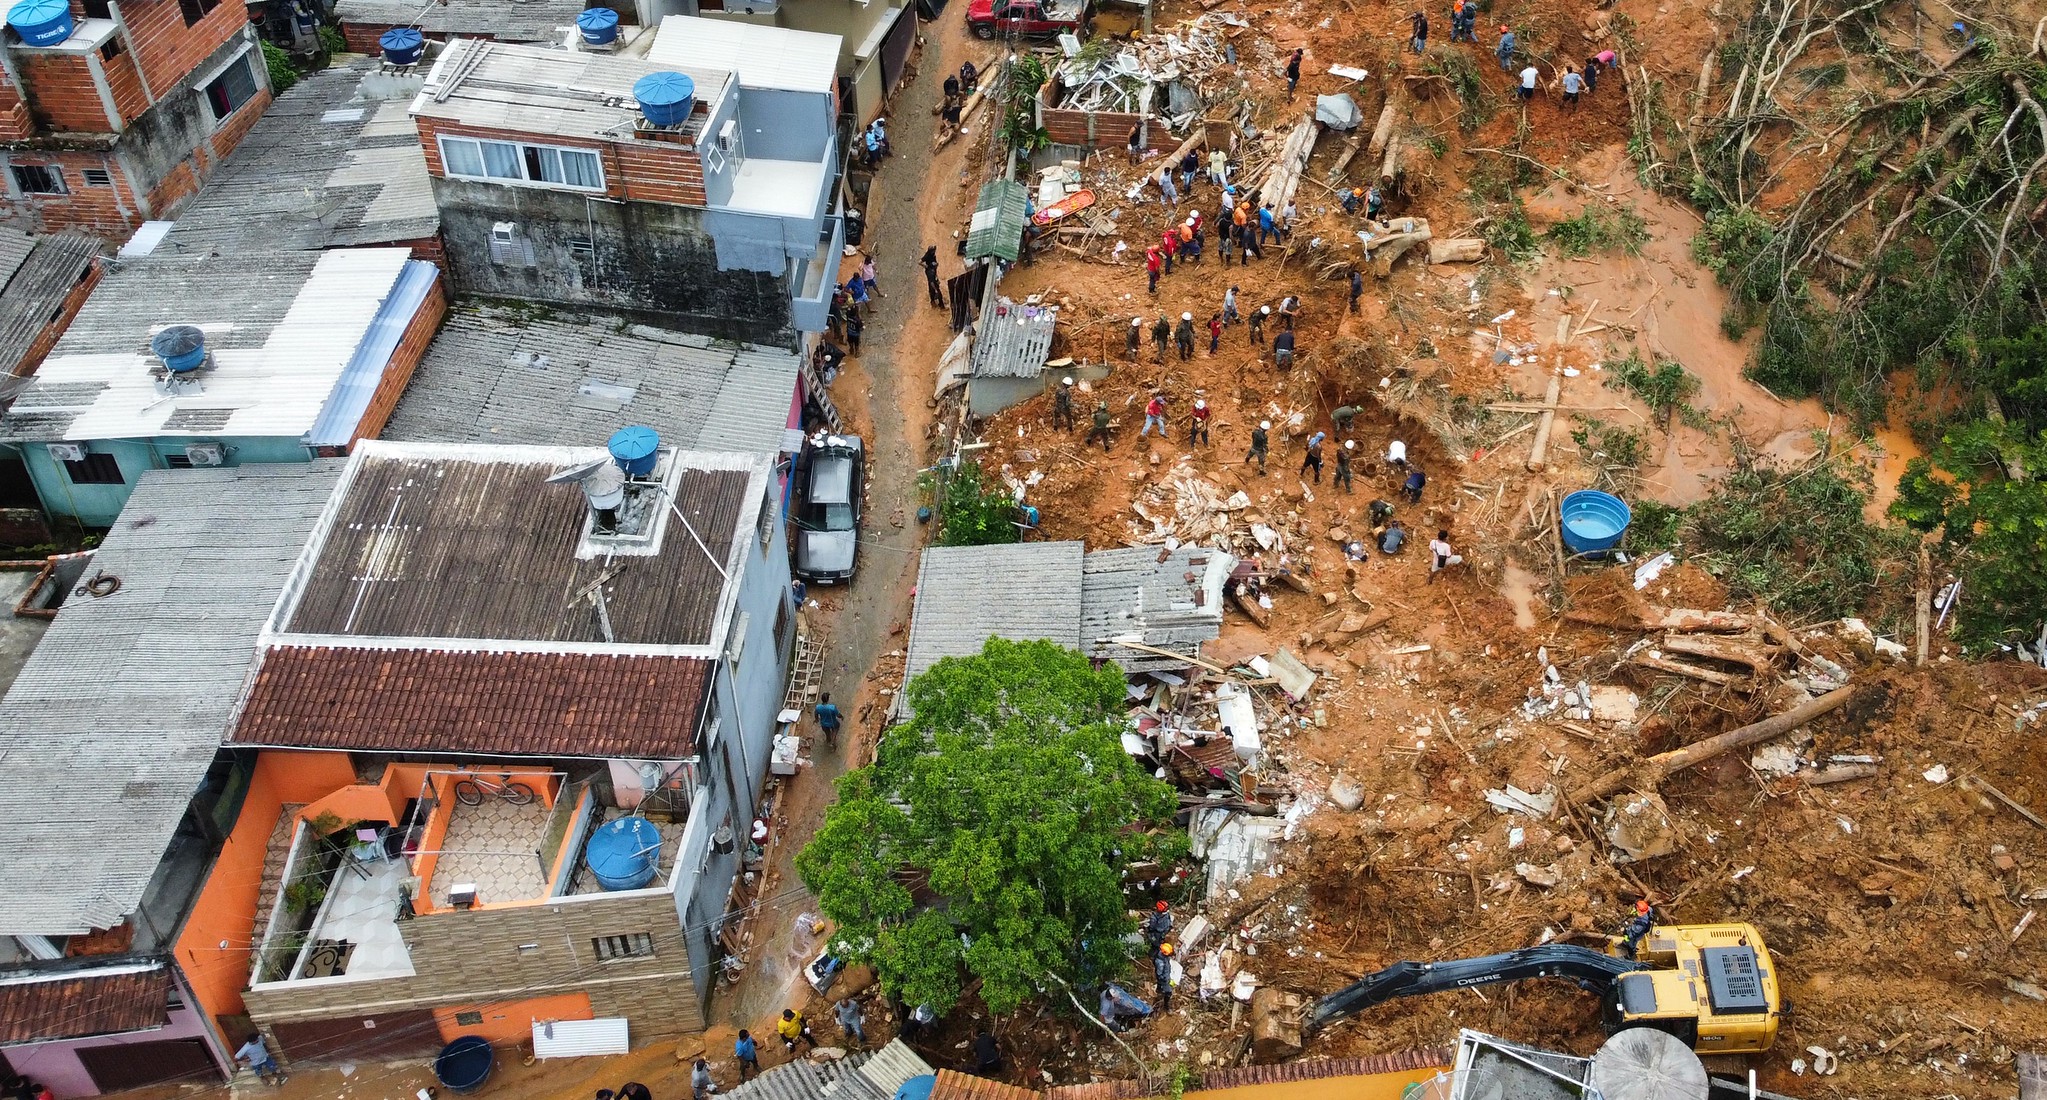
[1890, 421, 2047, 652]
[795, 638, 1183, 1015]
[938, 458, 1019, 547]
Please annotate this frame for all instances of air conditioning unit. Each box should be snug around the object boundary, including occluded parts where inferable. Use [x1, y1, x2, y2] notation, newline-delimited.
[184, 442, 225, 466]
[448, 883, 478, 909]
[46, 443, 84, 462]
[717, 119, 738, 153]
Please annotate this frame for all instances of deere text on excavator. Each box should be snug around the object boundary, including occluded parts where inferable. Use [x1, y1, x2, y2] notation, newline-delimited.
[1307, 918, 1783, 1054]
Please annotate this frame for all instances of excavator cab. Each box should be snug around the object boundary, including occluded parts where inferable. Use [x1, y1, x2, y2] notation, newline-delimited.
[1601, 923, 1781, 1054]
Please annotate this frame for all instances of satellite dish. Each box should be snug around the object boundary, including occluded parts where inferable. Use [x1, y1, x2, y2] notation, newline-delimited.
[546, 457, 613, 484]
[1590, 1029, 1709, 1100]
[547, 457, 626, 514]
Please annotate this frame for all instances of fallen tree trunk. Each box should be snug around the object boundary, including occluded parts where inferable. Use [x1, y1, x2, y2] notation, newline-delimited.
[1367, 99, 1398, 157]
[1232, 588, 1271, 627]
[1571, 685, 1858, 803]
[1659, 630, 1784, 673]
[1428, 238, 1485, 263]
[1628, 651, 1745, 686]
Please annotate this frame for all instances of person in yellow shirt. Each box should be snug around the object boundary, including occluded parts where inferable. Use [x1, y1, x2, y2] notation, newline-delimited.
[776, 1008, 816, 1054]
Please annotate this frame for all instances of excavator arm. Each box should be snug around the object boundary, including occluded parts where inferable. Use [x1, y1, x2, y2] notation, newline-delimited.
[1308, 945, 1645, 1031]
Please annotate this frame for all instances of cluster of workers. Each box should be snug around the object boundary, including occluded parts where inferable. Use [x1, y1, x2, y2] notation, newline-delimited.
[1144, 152, 1296, 288]
[1399, 9, 1621, 107]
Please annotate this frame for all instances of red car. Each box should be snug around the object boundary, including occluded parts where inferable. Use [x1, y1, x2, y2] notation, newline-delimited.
[967, 0, 1088, 38]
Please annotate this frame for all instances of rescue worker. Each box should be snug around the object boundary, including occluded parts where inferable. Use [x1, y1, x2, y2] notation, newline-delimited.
[1052, 376, 1076, 430]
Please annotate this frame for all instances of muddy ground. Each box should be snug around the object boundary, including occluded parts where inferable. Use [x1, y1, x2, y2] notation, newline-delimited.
[894, 0, 2047, 1093]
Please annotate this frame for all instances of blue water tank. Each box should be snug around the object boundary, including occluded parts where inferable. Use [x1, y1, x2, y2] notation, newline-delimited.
[379, 27, 425, 66]
[576, 7, 619, 45]
[149, 325, 207, 374]
[633, 71, 695, 128]
[7, 0, 72, 47]
[585, 816, 662, 891]
[607, 425, 660, 476]
[1559, 490, 1633, 557]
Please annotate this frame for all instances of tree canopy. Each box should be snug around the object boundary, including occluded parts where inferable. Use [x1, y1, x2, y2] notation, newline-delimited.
[795, 638, 1183, 1015]
[1891, 421, 2047, 652]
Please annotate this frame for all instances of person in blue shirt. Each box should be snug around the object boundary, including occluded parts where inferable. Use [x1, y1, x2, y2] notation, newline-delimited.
[1495, 26, 1516, 70]
[734, 1030, 760, 1079]
[1379, 520, 1408, 555]
[815, 693, 842, 748]
[1257, 203, 1277, 244]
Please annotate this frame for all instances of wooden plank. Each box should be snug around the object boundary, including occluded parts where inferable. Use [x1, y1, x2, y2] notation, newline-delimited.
[1525, 374, 1562, 472]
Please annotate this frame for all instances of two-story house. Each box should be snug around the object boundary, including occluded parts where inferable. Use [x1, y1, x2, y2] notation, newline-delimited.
[209, 439, 795, 1058]
[0, 0, 273, 236]
[409, 26, 842, 346]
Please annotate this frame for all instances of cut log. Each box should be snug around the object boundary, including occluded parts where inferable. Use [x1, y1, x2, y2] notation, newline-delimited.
[1369, 226, 1432, 277]
[1232, 588, 1271, 627]
[1653, 608, 1758, 633]
[1367, 99, 1398, 157]
[1525, 374, 1562, 472]
[1571, 685, 1859, 803]
[1916, 541, 1932, 666]
[1326, 130, 1365, 181]
[1659, 630, 1785, 674]
[1257, 118, 1319, 213]
[1428, 238, 1485, 263]
[1803, 764, 1879, 786]
[1628, 652, 1744, 686]
[1377, 134, 1401, 186]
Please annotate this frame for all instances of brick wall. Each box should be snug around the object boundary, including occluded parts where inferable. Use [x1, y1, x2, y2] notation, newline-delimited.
[612, 138, 706, 207]
[417, 117, 708, 208]
[103, 49, 149, 125]
[339, 21, 395, 54]
[0, 83, 35, 141]
[351, 274, 446, 446]
[240, 890, 704, 1056]
[121, 0, 252, 103]
[400, 233, 445, 265]
[0, 152, 143, 234]
[19, 54, 111, 133]
[17, 256, 101, 374]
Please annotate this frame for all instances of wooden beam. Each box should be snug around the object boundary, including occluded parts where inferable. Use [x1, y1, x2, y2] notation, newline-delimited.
[1525, 374, 1562, 472]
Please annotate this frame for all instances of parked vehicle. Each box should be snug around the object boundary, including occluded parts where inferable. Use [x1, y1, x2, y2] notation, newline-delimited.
[967, 0, 1088, 39]
[793, 434, 864, 583]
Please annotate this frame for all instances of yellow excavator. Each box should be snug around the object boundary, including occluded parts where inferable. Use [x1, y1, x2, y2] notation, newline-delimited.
[1308, 916, 1783, 1055]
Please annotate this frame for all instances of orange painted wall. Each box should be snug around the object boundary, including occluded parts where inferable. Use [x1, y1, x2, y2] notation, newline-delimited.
[174, 751, 369, 1032]
[432, 992, 593, 1045]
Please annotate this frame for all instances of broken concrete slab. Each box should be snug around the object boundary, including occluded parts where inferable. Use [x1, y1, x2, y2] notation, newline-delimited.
[1268, 647, 1318, 699]
[1605, 791, 1679, 863]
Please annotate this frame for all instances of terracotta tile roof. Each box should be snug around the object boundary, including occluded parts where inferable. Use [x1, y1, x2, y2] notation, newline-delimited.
[1037, 1049, 1454, 1100]
[1190, 1048, 1454, 1091]
[1041, 1082, 1145, 1100]
[933, 1070, 1044, 1100]
[0, 964, 171, 1043]
[232, 647, 710, 758]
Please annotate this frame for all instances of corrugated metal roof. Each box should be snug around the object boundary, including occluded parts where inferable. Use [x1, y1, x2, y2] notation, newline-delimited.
[336, 0, 581, 41]
[970, 297, 1057, 379]
[1078, 545, 1232, 671]
[966, 180, 1028, 263]
[904, 542, 1085, 684]
[0, 249, 419, 444]
[0, 462, 344, 935]
[722, 1040, 932, 1100]
[648, 16, 842, 95]
[278, 446, 762, 647]
[412, 39, 733, 144]
[0, 226, 40, 289]
[161, 62, 439, 254]
[381, 304, 799, 455]
[0, 231, 99, 376]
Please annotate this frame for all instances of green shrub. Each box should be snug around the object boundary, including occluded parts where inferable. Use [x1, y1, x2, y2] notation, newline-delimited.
[262, 41, 298, 96]
[1607, 351, 1700, 425]
[937, 458, 1019, 547]
[1547, 205, 1648, 257]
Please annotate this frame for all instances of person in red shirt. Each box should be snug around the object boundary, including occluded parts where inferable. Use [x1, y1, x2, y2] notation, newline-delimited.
[1146, 248, 1162, 293]
[1160, 227, 1178, 273]
[1142, 393, 1169, 437]
[1188, 398, 1211, 445]
[1207, 312, 1223, 354]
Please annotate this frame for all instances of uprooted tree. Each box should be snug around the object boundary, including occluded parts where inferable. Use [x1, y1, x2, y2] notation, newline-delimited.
[795, 638, 1184, 1015]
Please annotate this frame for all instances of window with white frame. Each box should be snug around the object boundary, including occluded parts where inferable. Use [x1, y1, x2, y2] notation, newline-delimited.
[438, 135, 605, 191]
